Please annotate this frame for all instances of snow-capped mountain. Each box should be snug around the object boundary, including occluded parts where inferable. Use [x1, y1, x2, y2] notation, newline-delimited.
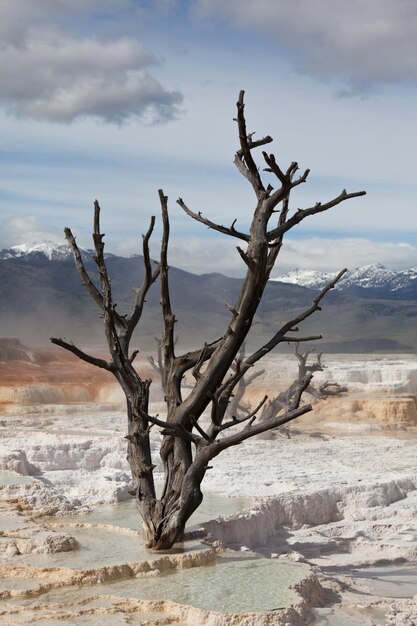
[0, 242, 116, 262]
[2, 243, 417, 298]
[274, 263, 417, 293]
[0, 242, 73, 261]
[272, 269, 336, 289]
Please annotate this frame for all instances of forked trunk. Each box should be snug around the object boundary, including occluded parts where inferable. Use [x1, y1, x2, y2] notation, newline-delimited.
[126, 390, 205, 550]
[144, 481, 203, 550]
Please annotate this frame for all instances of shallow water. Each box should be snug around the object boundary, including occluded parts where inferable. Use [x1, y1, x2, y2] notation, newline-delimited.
[16, 526, 204, 569]
[348, 564, 417, 598]
[312, 564, 417, 625]
[1, 492, 310, 616]
[24, 553, 309, 613]
[21, 493, 253, 568]
[61, 492, 253, 531]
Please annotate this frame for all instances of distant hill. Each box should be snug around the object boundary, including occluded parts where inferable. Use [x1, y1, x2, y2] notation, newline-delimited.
[1, 243, 416, 353]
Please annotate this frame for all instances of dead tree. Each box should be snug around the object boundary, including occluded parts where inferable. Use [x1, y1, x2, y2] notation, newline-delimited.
[255, 344, 348, 438]
[51, 91, 365, 550]
[294, 344, 348, 400]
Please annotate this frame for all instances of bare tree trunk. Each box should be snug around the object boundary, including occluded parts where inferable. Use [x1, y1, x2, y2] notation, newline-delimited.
[125, 384, 159, 541]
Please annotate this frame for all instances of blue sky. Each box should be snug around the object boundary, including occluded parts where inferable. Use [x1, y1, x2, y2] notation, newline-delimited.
[0, 0, 416, 276]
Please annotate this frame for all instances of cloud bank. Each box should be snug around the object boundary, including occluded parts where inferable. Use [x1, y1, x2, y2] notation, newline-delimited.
[0, 1, 182, 123]
[275, 238, 417, 274]
[1, 217, 416, 277]
[196, 0, 417, 94]
[153, 236, 417, 276]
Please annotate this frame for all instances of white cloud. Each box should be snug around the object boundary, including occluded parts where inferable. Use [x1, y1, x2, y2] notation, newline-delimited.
[113, 234, 417, 277]
[1, 214, 417, 276]
[274, 237, 417, 275]
[196, 0, 417, 93]
[0, 1, 182, 123]
[111, 234, 244, 276]
[0, 216, 63, 249]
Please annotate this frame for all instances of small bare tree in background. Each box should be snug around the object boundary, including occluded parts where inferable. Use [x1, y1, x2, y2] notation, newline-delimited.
[51, 92, 365, 549]
[223, 343, 348, 441]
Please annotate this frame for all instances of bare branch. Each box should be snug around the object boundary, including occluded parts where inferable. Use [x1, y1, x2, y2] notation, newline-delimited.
[147, 337, 164, 388]
[190, 417, 214, 444]
[262, 153, 310, 212]
[283, 335, 323, 342]
[291, 168, 310, 188]
[262, 151, 287, 184]
[138, 407, 199, 445]
[289, 373, 313, 410]
[130, 349, 139, 363]
[216, 368, 314, 451]
[226, 303, 239, 318]
[159, 190, 176, 371]
[172, 337, 223, 380]
[125, 216, 160, 340]
[214, 404, 312, 452]
[245, 369, 265, 386]
[294, 344, 324, 374]
[92, 201, 115, 314]
[268, 189, 366, 240]
[64, 227, 104, 311]
[236, 245, 256, 270]
[177, 198, 250, 242]
[225, 346, 264, 422]
[192, 343, 208, 380]
[233, 90, 266, 196]
[245, 132, 274, 151]
[219, 394, 268, 432]
[50, 337, 112, 371]
[203, 269, 344, 432]
[89, 200, 129, 365]
[245, 269, 347, 369]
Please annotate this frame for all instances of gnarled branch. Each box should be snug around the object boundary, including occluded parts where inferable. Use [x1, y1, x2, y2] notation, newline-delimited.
[177, 198, 250, 242]
[245, 268, 347, 370]
[50, 337, 112, 371]
[267, 189, 366, 241]
[233, 90, 267, 197]
[125, 217, 160, 342]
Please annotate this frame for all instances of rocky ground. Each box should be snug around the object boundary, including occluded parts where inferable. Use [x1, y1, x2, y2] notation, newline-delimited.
[0, 348, 416, 624]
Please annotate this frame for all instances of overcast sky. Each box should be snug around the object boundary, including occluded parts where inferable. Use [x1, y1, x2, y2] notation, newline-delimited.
[0, 0, 416, 276]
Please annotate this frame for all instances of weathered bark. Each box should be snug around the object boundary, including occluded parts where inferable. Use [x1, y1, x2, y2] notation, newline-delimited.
[51, 91, 366, 549]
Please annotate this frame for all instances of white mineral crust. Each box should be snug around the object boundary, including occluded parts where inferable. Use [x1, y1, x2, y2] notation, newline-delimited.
[0, 354, 416, 625]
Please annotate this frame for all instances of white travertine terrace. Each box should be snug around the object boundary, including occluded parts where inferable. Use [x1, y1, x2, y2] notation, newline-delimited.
[0, 354, 417, 624]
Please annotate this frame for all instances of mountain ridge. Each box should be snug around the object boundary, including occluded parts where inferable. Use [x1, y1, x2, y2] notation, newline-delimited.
[0, 242, 116, 262]
[3, 241, 417, 294]
[1, 243, 416, 352]
[274, 263, 417, 298]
